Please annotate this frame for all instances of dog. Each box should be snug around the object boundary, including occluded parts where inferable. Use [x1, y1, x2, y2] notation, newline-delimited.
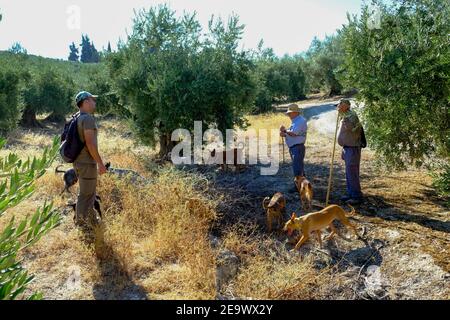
[105, 162, 147, 184]
[294, 176, 313, 212]
[262, 192, 286, 232]
[67, 194, 103, 221]
[283, 204, 359, 250]
[55, 165, 78, 195]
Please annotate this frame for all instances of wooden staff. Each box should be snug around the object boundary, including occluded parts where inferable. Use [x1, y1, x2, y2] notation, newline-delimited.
[282, 137, 285, 164]
[326, 111, 341, 206]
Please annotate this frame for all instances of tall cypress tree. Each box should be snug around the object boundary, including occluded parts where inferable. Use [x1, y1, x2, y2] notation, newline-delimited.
[107, 41, 112, 53]
[90, 42, 100, 63]
[80, 35, 92, 63]
[80, 35, 101, 63]
[68, 42, 79, 61]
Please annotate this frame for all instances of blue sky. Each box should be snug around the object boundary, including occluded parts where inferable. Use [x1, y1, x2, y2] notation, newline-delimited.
[0, 0, 365, 60]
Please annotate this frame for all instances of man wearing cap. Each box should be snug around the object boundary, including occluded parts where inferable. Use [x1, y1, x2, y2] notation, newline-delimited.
[280, 104, 308, 183]
[73, 91, 107, 225]
[337, 99, 363, 204]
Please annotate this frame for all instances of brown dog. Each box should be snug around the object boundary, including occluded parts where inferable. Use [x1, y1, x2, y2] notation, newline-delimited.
[283, 204, 359, 250]
[294, 176, 313, 211]
[262, 192, 286, 232]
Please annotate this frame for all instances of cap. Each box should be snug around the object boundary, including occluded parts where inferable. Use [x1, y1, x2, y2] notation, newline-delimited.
[75, 91, 98, 105]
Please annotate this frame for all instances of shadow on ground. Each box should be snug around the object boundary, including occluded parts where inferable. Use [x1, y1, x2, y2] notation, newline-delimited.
[80, 226, 148, 300]
[185, 158, 449, 237]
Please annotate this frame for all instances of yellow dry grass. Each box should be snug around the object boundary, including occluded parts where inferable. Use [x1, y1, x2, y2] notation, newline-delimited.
[219, 223, 327, 299]
[3, 118, 217, 300]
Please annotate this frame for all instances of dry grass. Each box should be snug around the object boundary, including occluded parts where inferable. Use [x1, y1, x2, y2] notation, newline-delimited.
[21, 167, 218, 300]
[220, 223, 329, 299]
[3, 118, 218, 300]
[2, 108, 448, 300]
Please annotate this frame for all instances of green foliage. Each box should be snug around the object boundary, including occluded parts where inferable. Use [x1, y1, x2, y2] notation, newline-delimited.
[303, 34, 345, 95]
[252, 41, 307, 114]
[109, 5, 256, 155]
[0, 52, 101, 86]
[341, 0, 450, 168]
[0, 70, 22, 136]
[68, 42, 79, 62]
[0, 51, 104, 130]
[430, 161, 450, 206]
[0, 8, 21, 135]
[86, 66, 123, 116]
[80, 35, 100, 63]
[0, 137, 61, 300]
[22, 68, 75, 124]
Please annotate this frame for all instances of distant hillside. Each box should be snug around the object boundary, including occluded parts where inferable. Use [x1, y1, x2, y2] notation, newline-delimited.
[0, 51, 103, 86]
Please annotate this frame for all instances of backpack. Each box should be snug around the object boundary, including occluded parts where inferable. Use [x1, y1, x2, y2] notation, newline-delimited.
[59, 113, 85, 163]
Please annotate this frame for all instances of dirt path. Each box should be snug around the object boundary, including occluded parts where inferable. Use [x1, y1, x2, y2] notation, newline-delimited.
[200, 100, 449, 299]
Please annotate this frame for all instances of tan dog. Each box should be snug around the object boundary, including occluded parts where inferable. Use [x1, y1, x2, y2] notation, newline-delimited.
[294, 176, 313, 211]
[283, 204, 359, 250]
[263, 192, 286, 232]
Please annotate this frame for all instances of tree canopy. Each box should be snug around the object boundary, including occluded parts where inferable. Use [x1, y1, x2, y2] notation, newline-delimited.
[108, 5, 256, 156]
[341, 0, 450, 168]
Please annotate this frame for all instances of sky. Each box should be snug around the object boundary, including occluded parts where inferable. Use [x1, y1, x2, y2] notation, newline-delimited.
[0, 0, 366, 60]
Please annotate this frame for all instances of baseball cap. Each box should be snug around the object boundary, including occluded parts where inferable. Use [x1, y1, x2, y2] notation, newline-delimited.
[75, 91, 98, 105]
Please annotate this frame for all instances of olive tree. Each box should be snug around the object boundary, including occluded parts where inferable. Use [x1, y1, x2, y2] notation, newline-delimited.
[341, 0, 450, 165]
[108, 5, 256, 157]
[303, 34, 345, 96]
[252, 41, 307, 114]
[341, 0, 450, 201]
[0, 70, 21, 136]
[21, 68, 74, 126]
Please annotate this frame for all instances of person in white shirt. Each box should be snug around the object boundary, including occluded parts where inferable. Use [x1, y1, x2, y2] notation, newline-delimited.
[280, 103, 308, 181]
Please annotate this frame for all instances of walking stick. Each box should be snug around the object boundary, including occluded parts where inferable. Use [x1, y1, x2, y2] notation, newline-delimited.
[281, 137, 285, 164]
[325, 111, 341, 206]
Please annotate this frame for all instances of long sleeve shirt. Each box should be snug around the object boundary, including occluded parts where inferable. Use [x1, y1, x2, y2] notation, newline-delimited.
[338, 109, 362, 147]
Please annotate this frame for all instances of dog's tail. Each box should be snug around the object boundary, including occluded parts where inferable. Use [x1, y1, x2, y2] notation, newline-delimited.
[55, 165, 66, 174]
[305, 183, 313, 202]
[262, 197, 270, 210]
[346, 204, 357, 217]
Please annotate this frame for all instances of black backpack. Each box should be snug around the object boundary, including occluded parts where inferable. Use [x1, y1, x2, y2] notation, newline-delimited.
[59, 113, 85, 163]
